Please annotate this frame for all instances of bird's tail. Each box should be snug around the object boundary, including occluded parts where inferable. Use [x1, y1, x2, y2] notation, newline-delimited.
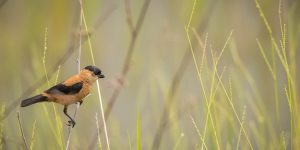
[20, 94, 48, 107]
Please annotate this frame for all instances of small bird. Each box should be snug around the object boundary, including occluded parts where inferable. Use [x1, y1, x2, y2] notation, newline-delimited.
[20, 65, 105, 127]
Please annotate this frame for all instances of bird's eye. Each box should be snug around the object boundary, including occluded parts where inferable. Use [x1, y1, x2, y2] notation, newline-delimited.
[94, 70, 100, 75]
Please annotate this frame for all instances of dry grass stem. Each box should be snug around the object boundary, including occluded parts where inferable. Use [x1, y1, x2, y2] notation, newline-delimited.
[17, 111, 28, 150]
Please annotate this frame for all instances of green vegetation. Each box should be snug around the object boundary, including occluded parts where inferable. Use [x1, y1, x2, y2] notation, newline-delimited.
[0, 0, 299, 149]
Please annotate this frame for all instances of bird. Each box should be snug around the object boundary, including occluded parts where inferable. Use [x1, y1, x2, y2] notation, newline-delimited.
[20, 65, 105, 127]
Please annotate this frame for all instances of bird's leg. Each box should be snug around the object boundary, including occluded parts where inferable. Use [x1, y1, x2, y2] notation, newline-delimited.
[78, 100, 83, 105]
[63, 105, 76, 127]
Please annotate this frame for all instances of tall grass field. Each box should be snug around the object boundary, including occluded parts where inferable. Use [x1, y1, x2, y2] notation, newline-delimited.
[0, 0, 299, 149]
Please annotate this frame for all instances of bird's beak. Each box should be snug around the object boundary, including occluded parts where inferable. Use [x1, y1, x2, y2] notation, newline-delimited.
[97, 74, 105, 78]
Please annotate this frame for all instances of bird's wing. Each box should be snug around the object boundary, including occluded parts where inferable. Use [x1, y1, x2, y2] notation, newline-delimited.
[45, 82, 83, 95]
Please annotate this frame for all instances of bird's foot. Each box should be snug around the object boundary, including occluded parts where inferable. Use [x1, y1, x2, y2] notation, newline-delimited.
[66, 120, 76, 128]
[78, 100, 83, 105]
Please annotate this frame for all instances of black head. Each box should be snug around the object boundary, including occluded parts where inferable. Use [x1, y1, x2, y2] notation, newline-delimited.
[84, 65, 105, 78]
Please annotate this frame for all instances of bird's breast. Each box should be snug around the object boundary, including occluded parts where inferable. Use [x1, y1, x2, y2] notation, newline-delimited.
[76, 82, 90, 100]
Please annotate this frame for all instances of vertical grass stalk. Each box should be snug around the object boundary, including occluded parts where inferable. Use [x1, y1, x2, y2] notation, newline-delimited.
[136, 111, 141, 150]
[80, 1, 110, 149]
[189, 115, 207, 150]
[95, 113, 103, 150]
[65, 0, 83, 149]
[29, 120, 37, 150]
[236, 106, 247, 150]
[17, 111, 28, 150]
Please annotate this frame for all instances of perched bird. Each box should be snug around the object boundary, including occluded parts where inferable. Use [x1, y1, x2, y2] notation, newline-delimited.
[20, 65, 105, 127]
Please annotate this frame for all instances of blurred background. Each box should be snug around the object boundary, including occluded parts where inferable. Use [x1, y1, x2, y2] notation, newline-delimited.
[0, 0, 299, 149]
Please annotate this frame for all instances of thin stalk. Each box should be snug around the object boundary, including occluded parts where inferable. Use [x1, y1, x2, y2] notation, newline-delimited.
[42, 27, 50, 87]
[52, 66, 64, 148]
[216, 73, 253, 149]
[127, 131, 132, 150]
[236, 106, 247, 150]
[17, 111, 28, 150]
[65, 0, 83, 149]
[136, 111, 141, 150]
[29, 120, 37, 150]
[189, 115, 208, 150]
[95, 113, 103, 150]
[81, 1, 111, 149]
[172, 133, 184, 150]
[42, 31, 63, 148]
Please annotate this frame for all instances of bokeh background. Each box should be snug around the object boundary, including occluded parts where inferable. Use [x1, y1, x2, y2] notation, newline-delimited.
[0, 0, 299, 149]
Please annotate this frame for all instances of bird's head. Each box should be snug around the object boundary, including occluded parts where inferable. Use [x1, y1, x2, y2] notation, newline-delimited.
[80, 65, 105, 84]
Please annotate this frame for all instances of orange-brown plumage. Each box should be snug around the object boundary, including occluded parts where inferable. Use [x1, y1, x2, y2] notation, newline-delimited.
[20, 65, 105, 127]
[43, 74, 91, 105]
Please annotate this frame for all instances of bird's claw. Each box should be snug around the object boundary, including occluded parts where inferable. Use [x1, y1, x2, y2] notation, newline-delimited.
[78, 100, 83, 105]
[66, 120, 76, 128]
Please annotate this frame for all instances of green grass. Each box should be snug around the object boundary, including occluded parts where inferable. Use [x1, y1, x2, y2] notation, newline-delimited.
[0, 0, 299, 149]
